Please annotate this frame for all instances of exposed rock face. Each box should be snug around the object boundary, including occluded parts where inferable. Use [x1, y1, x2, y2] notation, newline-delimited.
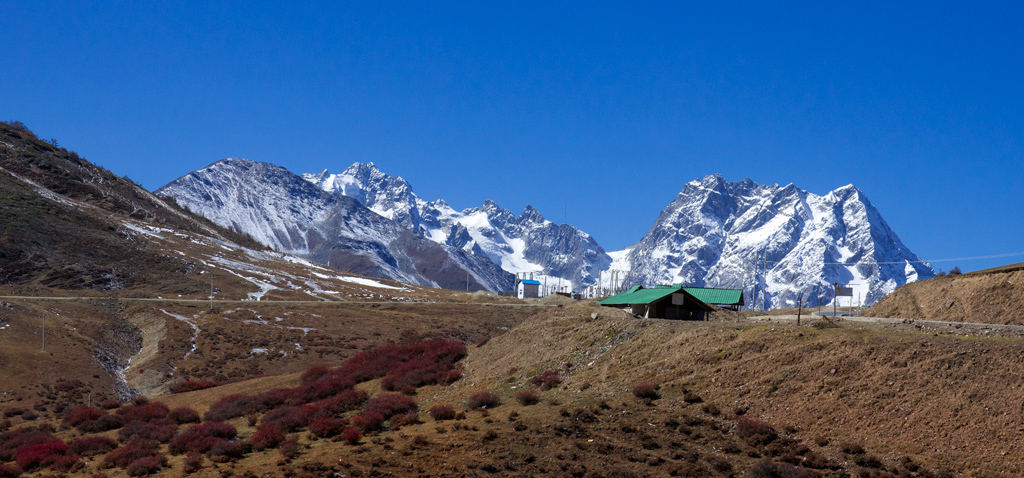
[163, 159, 931, 304]
[158, 159, 513, 292]
[623, 174, 934, 308]
[304, 163, 609, 292]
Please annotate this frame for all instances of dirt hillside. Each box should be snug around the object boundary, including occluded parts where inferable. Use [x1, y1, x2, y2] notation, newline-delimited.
[869, 266, 1024, 325]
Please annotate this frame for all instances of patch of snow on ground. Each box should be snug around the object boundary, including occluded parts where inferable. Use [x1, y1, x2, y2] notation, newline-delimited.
[251, 348, 269, 354]
[334, 275, 406, 290]
[160, 310, 200, 366]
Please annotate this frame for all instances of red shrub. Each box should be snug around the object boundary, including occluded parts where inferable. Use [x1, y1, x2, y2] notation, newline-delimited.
[51, 453, 83, 473]
[514, 389, 541, 406]
[0, 426, 59, 461]
[99, 398, 121, 410]
[351, 411, 385, 432]
[125, 455, 166, 476]
[341, 426, 362, 445]
[118, 418, 177, 443]
[116, 402, 169, 423]
[102, 438, 159, 469]
[631, 383, 660, 400]
[63, 405, 106, 428]
[0, 463, 21, 478]
[300, 365, 330, 384]
[168, 407, 200, 424]
[389, 411, 420, 429]
[68, 436, 118, 456]
[203, 394, 263, 422]
[428, 405, 456, 421]
[15, 439, 69, 470]
[309, 417, 347, 438]
[169, 380, 220, 394]
[333, 388, 369, 412]
[363, 393, 417, 420]
[250, 423, 285, 451]
[531, 370, 561, 391]
[209, 440, 244, 462]
[263, 405, 317, 432]
[258, 388, 296, 410]
[736, 416, 778, 446]
[168, 422, 237, 455]
[376, 340, 468, 392]
[467, 391, 501, 409]
[56, 380, 80, 392]
[80, 413, 124, 433]
[183, 452, 203, 473]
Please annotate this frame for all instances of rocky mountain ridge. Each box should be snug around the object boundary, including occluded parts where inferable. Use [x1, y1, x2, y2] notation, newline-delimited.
[161, 160, 932, 306]
[157, 159, 514, 292]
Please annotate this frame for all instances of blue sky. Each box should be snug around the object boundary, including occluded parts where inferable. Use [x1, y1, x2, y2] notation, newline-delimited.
[3, 1, 1022, 272]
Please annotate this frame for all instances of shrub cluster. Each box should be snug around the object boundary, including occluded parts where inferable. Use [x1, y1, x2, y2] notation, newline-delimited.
[68, 436, 118, 456]
[376, 340, 467, 393]
[467, 391, 501, 409]
[119, 418, 177, 443]
[126, 454, 168, 476]
[101, 438, 160, 469]
[428, 405, 456, 421]
[631, 383, 660, 400]
[260, 405, 316, 433]
[309, 417, 348, 438]
[736, 416, 778, 446]
[63, 405, 107, 429]
[0, 463, 20, 478]
[531, 370, 561, 391]
[169, 422, 237, 455]
[514, 389, 541, 406]
[203, 339, 464, 426]
[341, 427, 362, 445]
[16, 439, 72, 471]
[168, 407, 200, 424]
[0, 426, 77, 472]
[363, 393, 417, 420]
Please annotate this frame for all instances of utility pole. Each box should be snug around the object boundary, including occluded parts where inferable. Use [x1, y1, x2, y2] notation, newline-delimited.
[797, 298, 802, 326]
[41, 314, 45, 352]
[760, 248, 768, 312]
[832, 282, 837, 318]
[210, 272, 214, 310]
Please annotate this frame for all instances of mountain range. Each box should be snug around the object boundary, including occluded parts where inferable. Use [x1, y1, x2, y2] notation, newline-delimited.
[158, 160, 934, 307]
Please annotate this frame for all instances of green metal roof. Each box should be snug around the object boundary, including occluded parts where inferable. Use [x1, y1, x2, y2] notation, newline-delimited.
[598, 285, 743, 307]
[597, 286, 678, 306]
[681, 287, 744, 306]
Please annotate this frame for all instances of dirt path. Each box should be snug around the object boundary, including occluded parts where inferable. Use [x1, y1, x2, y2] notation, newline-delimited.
[748, 313, 1024, 337]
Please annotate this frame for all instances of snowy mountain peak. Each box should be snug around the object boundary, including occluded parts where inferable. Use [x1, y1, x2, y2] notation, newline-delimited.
[164, 157, 931, 305]
[626, 176, 933, 308]
[519, 205, 547, 225]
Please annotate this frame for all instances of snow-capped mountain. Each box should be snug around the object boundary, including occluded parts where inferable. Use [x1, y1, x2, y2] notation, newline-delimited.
[623, 174, 934, 308]
[160, 159, 931, 307]
[303, 163, 611, 293]
[157, 159, 513, 292]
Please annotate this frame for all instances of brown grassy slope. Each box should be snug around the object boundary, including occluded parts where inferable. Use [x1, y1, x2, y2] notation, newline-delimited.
[869, 268, 1024, 325]
[0, 299, 543, 413]
[459, 304, 1024, 475]
[0, 121, 263, 292]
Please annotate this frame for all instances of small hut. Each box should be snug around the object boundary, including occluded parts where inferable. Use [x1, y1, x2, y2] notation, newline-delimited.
[517, 279, 541, 299]
[597, 285, 714, 320]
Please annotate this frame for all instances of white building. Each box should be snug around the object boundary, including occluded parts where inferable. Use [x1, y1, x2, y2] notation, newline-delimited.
[517, 279, 541, 299]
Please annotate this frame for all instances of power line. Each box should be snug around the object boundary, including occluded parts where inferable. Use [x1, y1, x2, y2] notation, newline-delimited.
[817, 251, 1024, 266]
